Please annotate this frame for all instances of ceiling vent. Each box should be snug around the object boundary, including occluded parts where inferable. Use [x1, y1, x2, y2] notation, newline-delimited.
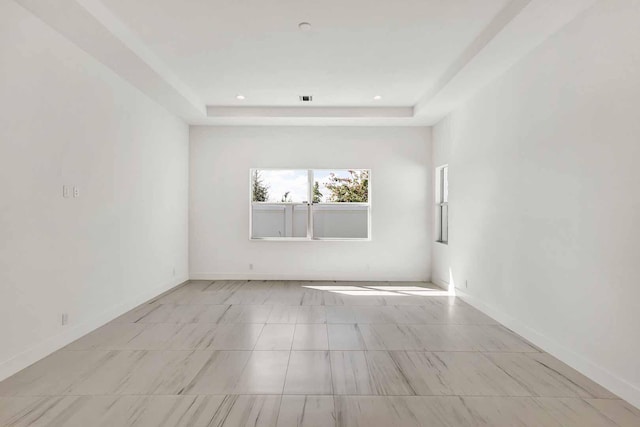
[299, 95, 313, 102]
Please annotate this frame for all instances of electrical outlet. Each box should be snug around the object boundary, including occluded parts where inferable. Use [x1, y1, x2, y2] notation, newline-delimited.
[61, 313, 69, 326]
[249, 263, 254, 270]
[73, 186, 80, 198]
[465, 280, 468, 289]
[62, 185, 70, 198]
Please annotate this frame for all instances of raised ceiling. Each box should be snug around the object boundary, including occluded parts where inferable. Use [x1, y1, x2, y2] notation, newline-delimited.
[16, 0, 598, 125]
[100, 0, 510, 107]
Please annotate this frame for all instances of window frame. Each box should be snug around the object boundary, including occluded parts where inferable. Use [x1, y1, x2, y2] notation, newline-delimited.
[435, 165, 448, 245]
[249, 168, 371, 242]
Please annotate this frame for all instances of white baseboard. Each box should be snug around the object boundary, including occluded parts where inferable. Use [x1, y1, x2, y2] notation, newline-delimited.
[454, 288, 640, 410]
[0, 277, 188, 383]
[190, 272, 429, 282]
[431, 277, 449, 290]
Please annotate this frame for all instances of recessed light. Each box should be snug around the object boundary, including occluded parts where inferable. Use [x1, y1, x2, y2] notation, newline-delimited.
[373, 95, 382, 100]
[298, 22, 312, 31]
[236, 94, 245, 100]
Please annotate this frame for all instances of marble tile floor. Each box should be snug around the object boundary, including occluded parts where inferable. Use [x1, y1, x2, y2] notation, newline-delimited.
[0, 280, 638, 426]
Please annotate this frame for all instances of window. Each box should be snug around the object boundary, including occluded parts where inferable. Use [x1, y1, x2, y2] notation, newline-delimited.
[436, 165, 448, 244]
[250, 169, 370, 240]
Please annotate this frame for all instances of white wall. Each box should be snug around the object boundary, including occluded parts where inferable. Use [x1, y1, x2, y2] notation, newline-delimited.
[190, 126, 432, 281]
[0, 1, 189, 380]
[432, 0, 640, 408]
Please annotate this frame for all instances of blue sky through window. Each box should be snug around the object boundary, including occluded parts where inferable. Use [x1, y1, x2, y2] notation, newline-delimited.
[257, 169, 355, 203]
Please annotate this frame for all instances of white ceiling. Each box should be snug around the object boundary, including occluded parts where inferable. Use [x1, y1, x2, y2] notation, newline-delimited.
[16, 0, 598, 125]
[100, 0, 510, 107]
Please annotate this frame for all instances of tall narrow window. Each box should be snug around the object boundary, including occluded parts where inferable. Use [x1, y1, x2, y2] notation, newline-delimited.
[250, 169, 370, 240]
[436, 165, 448, 244]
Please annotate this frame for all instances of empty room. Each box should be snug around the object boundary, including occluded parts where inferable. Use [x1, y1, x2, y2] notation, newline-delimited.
[1, 0, 640, 425]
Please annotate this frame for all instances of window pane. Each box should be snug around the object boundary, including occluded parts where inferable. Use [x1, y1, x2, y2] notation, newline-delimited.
[312, 204, 369, 238]
[251, 169, 310, 238]
[252, 169, 309, 203]
[441, 204, 448, 243]
[251, 204, 286, 238]
[313, 169, 369, 203]
[442, 166, 448, 203]
[252, 203, 308, 238]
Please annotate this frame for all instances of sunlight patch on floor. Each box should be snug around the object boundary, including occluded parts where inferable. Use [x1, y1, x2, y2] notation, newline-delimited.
[302, 284, 451, 297]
